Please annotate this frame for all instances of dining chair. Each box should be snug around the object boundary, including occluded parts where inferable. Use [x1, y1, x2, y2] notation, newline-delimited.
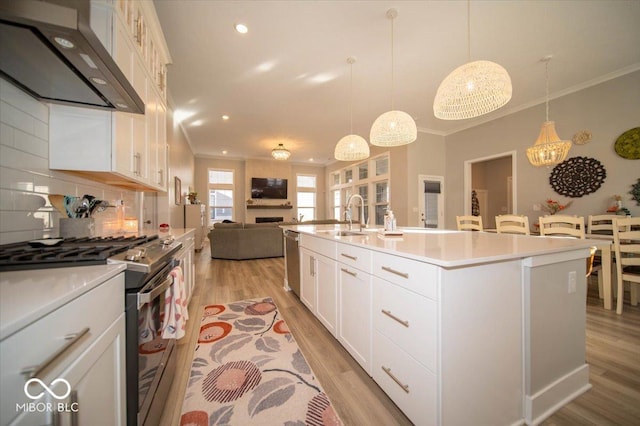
[587, 214, 618, 235]
[587, 214, 619, 299]
[495, 214, 530, 235]
[539, 215, 596, 277]
[611, 216, 640, 314]
[539, 215, 585, 238]
[456, 215, 483, 231]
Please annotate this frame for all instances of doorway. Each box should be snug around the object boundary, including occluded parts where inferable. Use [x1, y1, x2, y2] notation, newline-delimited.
[418, 175, 444, 229]
[464, 152, 517, 229]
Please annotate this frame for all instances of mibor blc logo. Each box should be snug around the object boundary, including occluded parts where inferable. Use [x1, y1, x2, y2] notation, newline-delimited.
[16, 378, 79, 414]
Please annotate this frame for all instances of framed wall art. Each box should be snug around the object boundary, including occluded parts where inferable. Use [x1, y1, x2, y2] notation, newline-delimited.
[175, 177, 182, 205]
[549, 156, 606, 198]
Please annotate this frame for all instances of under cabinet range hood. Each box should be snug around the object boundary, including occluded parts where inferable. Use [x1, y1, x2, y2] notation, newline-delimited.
[0, 0, 144, 114]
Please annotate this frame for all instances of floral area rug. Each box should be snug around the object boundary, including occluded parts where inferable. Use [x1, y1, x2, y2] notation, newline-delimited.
[180, 297, 342, 426]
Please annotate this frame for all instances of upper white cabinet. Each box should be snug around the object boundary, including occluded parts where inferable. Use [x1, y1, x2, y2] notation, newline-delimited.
[48, 0, 171, 191]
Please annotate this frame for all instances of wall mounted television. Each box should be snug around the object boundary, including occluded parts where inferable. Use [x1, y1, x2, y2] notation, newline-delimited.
[251, 177, 288, 199]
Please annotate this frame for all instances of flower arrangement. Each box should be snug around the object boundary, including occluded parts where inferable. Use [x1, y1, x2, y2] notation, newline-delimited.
[542, 199, 572, 215]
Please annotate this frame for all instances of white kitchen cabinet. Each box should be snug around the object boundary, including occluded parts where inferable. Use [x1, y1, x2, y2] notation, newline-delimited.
[48, 0, 169, 191]
[184, 205, 207, 251]
[338, 262, 372, 374]
[0, 271, 126, 426]
[300, 248, 317, 313]
[299, 247, 338, 336]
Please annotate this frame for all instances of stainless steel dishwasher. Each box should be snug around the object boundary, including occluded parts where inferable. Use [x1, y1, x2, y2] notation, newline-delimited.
[284, 229, 300, 297]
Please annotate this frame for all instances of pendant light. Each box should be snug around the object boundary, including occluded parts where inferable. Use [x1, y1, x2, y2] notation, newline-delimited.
[526, 56, 571, 167]
[335, 57, 370, 161]
[271, 143, 291, 160]
[433, 0, 512, 120]
[370, 9, 417, 147]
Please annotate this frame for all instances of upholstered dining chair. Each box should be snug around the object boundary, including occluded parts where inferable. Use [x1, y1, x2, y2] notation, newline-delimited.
[495, 214, 530, 235]
[456, 215, 483, 231]
[611, 216, 640, 314]
[539, 215, 596, 277]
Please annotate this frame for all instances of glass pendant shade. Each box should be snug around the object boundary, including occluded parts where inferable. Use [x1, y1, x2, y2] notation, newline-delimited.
[433, 60, 512, 120]
[335, 134, 370, 161]
[526, 121, 571, 167]
[271, 143, 290, 160]
[370, 110, 417, 146]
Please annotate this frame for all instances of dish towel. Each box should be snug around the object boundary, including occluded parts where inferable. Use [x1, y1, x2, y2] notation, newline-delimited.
[161, 265, 189, 339]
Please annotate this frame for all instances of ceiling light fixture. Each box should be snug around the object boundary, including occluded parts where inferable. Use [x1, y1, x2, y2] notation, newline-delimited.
[335, 57, 370, 161]
[526, 56, 571, 167]
[433, 0, 512, 120]
[370, 9, 417, 147]
[271, 143, 291, 160]
[234, 23, 248, 34]
[222, 115, 230, 121]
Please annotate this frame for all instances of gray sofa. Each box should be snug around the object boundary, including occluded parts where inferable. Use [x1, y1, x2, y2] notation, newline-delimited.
[208, 220, 348, 260]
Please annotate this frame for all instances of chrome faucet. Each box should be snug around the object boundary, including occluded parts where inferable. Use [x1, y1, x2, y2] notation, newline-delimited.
[346, 194, 367, 232]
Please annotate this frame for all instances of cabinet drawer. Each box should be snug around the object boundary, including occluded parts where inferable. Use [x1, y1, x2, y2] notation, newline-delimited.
[372, 251, 438, 300]
[300, 234, 336, 259]
[337, 242, 371, 273]
[372, 331, 437, 426]
[0, 274, 124, 425]
[373, 278, 437, 371]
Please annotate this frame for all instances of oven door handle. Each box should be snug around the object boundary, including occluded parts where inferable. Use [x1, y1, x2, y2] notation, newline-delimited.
[137, 277, 172, 310]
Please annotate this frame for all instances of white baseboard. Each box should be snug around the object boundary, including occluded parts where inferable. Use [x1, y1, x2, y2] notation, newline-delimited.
[525, 364, 591, 425]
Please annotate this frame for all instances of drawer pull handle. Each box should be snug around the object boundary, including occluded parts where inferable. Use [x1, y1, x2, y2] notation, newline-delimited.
[382, 366, 410, 393]
[382, 266, 409, 279]
[340, 253, 357, 261]
[381, 309, 409, 327]
[21, 328, 90, 378]
[341, 268, 357, 277]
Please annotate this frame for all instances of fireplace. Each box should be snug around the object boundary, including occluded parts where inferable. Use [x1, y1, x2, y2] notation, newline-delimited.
[256, 217, 283, 223]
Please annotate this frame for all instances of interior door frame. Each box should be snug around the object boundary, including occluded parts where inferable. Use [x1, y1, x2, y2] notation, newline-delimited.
[418, 174, 444, 229]
[463, 151, 517, 216]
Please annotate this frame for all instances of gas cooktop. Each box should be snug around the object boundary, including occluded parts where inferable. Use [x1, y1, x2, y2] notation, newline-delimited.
[0, 235, 158, 271]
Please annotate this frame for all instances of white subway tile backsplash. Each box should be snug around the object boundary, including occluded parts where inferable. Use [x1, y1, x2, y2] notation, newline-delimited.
[0, 78, 48, 121]
[0, 167, 34, 191]
[0, 78, 141, 244]
[13, 128, 48, 158]
[0, 145, 49, 173]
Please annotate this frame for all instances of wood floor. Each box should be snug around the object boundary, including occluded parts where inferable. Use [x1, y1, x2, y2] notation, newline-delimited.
[160, 245, 640, 425]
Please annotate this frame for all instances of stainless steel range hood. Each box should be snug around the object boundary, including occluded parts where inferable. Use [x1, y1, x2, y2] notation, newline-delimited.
[0, 0, 145, 114]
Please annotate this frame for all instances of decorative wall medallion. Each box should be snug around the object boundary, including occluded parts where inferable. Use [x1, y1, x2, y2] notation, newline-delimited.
[572, 130, 592, 145]
[631, 179, 640, 206]
[614, 127, 640, 159]
[549, 156, 606, 198]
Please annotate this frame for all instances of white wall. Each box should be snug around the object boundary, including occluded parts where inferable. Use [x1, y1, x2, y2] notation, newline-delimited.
[0, 78, 138, 244]
[444, 71, 640, 229]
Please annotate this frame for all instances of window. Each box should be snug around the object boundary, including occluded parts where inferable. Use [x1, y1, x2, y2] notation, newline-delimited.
[329, 153, 390, 226]
[296, 174, 316, 221]
[208, 169, 234, 225]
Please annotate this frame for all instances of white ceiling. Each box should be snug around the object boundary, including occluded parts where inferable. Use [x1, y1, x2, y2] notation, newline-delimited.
[154, 0, 640, 165]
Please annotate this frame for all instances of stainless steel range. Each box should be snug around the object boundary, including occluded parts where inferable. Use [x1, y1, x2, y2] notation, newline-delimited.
[0, 235, 182, 426]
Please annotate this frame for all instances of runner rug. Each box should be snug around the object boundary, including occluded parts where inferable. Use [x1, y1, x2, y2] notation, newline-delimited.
[180, 297, 342, 426]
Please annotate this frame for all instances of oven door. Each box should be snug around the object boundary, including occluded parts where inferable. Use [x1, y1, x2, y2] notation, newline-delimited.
[125, 261, 177, 426]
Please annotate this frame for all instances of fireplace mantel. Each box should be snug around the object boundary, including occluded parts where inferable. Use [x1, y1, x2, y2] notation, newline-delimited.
[246, 205, 292, 209]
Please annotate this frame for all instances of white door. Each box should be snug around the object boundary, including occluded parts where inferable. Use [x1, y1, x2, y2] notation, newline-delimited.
[418, 175, 444, 229]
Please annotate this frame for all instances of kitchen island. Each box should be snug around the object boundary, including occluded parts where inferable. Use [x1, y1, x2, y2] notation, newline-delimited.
[282, 224, 597, 426]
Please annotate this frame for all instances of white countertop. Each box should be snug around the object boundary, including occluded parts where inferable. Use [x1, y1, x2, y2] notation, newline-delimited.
[164, 228, 195, 240]
[0, 264, 126, 341]
[283, 224, 599, 268]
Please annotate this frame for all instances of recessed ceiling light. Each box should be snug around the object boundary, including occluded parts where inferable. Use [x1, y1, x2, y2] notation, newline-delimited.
[54, 37, 74, 49]
[234, 23, 248, 34]
[222, 115, 230, 121]
[309, 158, 314, 162]
[222, 150, 228, 155]
[191, 120, 203, 126]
